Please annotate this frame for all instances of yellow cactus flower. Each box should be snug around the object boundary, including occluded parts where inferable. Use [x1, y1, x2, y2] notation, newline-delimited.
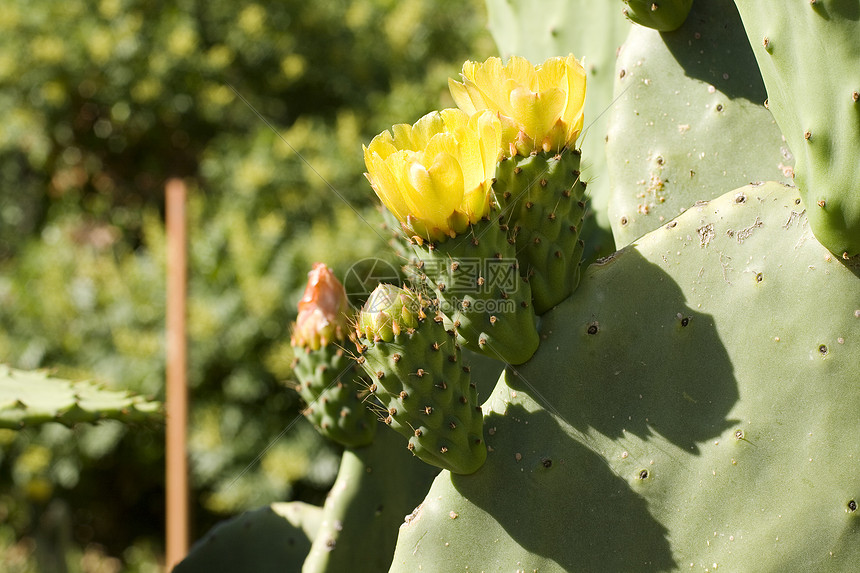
[449, 54, 586, 156]
[363, 108, 502, 242]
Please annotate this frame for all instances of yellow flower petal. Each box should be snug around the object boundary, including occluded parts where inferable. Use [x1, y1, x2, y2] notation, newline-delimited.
[411, 111, 446, 151]
[536, 57, 566, 92]
[473, 58, 515, 118]
[391, 123, 416, 150]
[421, 132, 456, 167]
[364, 150, 410, 222]
[440, 108, 469, 132]
[460, 180, 491, 224]
[509, 86, 566, 142]
[404, 153, 464, 229]
[448, 77, 479, 114]
[471, 110, 502, 181]
[449, 54, 587, 155]
[366, 130, 398, 159]
[504, 55, 538, 91]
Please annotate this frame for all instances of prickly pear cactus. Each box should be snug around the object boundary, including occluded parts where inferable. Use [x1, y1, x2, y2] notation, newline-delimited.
[734, 0, 860, 258]
[622, 0, 693, 31]
[0, 364, 161, 429]
[355, 285, 487, 475]
[389, 182, 860, 571]
[607, 0, 793, 246]
[174, 502, 323, 573]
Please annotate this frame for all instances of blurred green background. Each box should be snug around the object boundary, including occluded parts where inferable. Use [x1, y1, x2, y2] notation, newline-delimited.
[0, 0, 492, 570]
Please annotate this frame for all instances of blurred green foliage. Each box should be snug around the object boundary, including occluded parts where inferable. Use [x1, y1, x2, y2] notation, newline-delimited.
[0, 0, 492, 568]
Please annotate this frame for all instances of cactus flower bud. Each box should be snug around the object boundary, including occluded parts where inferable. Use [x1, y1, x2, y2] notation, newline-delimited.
[290, 263, 351, 351]
[449, 54, 586, 156]
[357, 284, 425, 343]
[363, 108, 503, 242]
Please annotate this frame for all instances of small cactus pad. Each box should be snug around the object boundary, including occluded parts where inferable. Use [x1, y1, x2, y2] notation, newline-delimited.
[0, 365, 161, 429]
[356, 285, 487, 474]
[408, 218, 539, 365]
[493, 149, 587, 314]
[735, 0, 860, 258]
[292, 347, 377, 448]
[302, 427, 438, 572]
[173, 502, 322, 573]
[622, 0, 693, 31]
[388, 182, 860, 571]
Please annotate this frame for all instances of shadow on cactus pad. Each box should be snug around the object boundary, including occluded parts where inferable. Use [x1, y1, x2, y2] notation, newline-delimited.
[510, 249, 740, 454]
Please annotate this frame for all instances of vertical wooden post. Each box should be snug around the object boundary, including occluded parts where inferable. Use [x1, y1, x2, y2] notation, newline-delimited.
[165, 179, 189, 570]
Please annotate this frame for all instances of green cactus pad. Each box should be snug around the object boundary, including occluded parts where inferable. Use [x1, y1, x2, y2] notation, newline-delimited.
[485, 0, 631, 263]
[302, 425, 438, 573]
[0, 364, 161, 429]
[356, 285, 487, 474]
[292, 346, 377, 449]
[388, 182, 860, 571]
[734, 0, 860, 258]
[493, 149, 587, 314]
[622, 0, 693, 31]
[607, 0, 793, 247]
[173, 501, 322, 573]
[408, 218, 539, 365]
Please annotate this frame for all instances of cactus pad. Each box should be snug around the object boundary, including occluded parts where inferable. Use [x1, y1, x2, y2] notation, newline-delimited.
[292, 347, 377, 448]
[0, 365, 161, 429]
[302, 425, 438, 573]
[173, 502, 322, 573]
[493, 149, 587, 314]
[734, 0, 860, 258]
[356, 285, 487, 474]
[389, 181, 860, 571]
[607, 0, 793, 247]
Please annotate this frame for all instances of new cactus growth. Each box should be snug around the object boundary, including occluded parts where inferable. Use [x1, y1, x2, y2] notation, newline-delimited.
[290, 263, 376, 448]
[355, 284, 487, 475]
[492, 150, 587, 314]
[622, 0, 693, 31]
[734, 0, 860, 259]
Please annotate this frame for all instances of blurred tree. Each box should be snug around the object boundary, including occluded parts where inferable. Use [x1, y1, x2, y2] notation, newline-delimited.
[0, 0, 493, 568]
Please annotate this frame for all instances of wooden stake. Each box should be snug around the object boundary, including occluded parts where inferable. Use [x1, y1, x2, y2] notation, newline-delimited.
[165, 179, 189, 569]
